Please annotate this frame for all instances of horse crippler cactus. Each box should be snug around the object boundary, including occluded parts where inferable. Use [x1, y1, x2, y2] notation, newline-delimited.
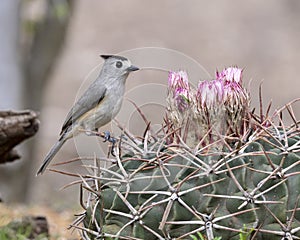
[68, 67, 300, 239]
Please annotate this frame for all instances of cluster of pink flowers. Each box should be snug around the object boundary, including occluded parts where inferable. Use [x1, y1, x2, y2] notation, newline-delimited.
[198, 67, 247, 109]
[168, 67, 247, 111]
[167, 66, 249, 147]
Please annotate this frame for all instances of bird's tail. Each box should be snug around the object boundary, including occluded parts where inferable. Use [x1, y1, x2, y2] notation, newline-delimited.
[36, 136, 68, 175]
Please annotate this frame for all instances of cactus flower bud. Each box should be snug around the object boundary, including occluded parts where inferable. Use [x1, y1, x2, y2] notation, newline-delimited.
[168, 71, 191, 112]
[197, 79, 224, 108]
[168, 70, 189, 90]
[216, 67, 243, 83]
[174, 87, 190, 112]
[166, 71, 193, 144]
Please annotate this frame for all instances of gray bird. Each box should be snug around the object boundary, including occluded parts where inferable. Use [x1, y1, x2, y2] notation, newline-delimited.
[37, 55, 139, 175]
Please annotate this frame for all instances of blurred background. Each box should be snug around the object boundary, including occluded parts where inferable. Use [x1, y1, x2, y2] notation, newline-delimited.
[0, 0, 299, 210]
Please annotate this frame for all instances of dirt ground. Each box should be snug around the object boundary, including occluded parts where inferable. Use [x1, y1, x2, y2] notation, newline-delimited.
[0, 203, 80, 239]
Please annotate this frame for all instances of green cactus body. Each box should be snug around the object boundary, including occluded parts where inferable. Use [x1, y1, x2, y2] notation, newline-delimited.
[72, 67, 300, 240]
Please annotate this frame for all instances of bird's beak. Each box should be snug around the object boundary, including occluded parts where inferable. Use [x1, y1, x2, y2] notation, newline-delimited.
[127, 65, 139, 72]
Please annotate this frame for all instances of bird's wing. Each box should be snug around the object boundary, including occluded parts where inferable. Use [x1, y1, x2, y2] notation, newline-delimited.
[60, 83, 107, 135]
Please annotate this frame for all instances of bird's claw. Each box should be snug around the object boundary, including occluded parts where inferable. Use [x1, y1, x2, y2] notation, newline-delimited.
[102, 131, 117, 157]
[103, 131, 111, 142]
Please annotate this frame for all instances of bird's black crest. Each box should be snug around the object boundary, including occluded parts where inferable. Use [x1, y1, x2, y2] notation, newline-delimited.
[100, 55, 128, 61]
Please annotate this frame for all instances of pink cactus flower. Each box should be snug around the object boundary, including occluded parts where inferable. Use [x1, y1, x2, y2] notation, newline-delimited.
[216, 67, 243, 83]
[168, 70, 189, 90]
[174, 88, 190, 112]
[168, 71, 191, 112]
[197, 67, 246, 109]
[197, 79, 224, 108]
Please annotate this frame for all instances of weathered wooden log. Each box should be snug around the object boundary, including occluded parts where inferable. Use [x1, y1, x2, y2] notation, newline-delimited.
[0, 110, 39, 164]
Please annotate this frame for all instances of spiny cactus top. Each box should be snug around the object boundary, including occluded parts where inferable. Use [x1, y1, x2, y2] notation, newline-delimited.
[65, 66, 300, 240]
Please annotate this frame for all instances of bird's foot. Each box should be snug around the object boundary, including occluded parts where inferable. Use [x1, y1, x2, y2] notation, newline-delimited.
[101, 131, 117, 157]
[84, 129, 117, 157]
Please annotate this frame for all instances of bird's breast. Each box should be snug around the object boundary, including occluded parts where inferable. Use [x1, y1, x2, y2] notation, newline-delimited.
[79, 86, 125, 131]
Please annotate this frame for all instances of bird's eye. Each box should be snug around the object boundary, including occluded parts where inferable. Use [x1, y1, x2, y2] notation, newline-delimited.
[116, 61, 123, 68]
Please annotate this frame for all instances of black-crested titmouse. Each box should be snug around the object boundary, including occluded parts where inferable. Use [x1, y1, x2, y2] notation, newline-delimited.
[37, 55, 139, 175]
